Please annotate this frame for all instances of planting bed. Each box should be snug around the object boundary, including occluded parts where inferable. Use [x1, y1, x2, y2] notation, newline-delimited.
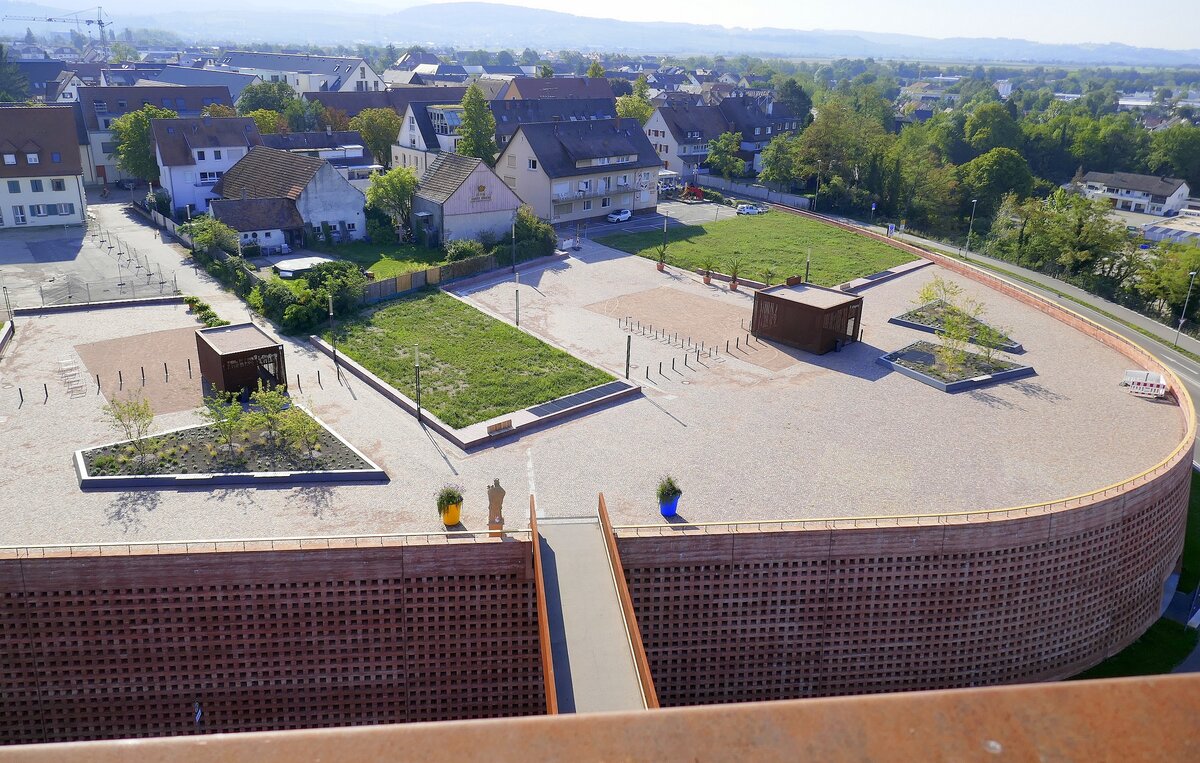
[878, 340, 1035, 393]
[890, 299, 1023, 353]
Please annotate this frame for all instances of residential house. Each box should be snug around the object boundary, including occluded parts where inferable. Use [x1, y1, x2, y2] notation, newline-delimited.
[147, 66, 261, 103]
[1081, 171, 1190, 216]
[0, 105, 87, 229]
[209, 198, 302, 255]
[392, 51, 443, 71]
[716, 96, 801, 173]
[303, 86, 467, 120]
[261, 130, 381, 191]
[151, 116, 263, 216]
[645, 71, 688, 92]
[212, 146, 366, 245]
[99, 63, 166, 87]
[494, 77, 614, 101]
[76, 85, 234, 184]
[10, 44, 48, 61]
[393, 97, 617, 176]
[495, 118, 660, 224]
[643, 103, 730, 181]
[381, 69, 428, 87]
[212, 51, 385, 94]
[50, 70, 85, 103]
[13, 61, 66, 101]
[411, 152, 523, 246]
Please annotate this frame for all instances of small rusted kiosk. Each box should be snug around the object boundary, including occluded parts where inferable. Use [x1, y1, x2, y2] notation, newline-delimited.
[751, 279, 863, 355]
[195, 323, 287, 396]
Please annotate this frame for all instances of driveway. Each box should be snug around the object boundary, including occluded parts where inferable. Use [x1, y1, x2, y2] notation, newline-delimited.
[555, 201, 739, 239]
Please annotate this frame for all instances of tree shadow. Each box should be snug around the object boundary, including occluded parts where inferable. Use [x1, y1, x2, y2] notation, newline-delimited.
[966, 389, 1018, 410]
[291, 484, 336, 519]
[105, 490, 161, 533]
[1010, 380, 1066, 403]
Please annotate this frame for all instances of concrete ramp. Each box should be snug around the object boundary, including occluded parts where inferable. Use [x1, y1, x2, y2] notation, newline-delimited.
[536, 514, 649, 713]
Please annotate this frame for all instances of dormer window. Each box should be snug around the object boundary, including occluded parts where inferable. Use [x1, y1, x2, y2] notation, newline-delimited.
[93, 102, 107, 114]
[26, 153, 38, 165]
[2, 154, 15, 165]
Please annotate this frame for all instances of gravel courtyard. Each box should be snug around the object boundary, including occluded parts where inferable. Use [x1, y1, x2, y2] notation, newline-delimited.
[0, 211, 1187, 547]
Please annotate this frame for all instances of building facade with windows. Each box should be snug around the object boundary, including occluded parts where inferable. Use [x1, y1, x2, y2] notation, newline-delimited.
[1081, 172, 1190, 216]
[212, 52, 385, 95]
[0, 105, 86, 229]
[643, 103, 731, 181]
[152, 117, 263, 216]
[495, 118, 660, 224]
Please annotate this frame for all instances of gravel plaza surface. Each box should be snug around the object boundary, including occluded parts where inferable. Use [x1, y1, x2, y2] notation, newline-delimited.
[0, 203, 1187, 547]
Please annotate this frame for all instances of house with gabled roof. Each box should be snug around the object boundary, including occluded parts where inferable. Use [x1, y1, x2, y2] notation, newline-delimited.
[212, 146, 365, 246]
[212, 51, 384, 95]
[1082, 172, 1190, 216]
[643, 103, 731, 181]
[261, 130, 381, 191]
[495, 118, 659, 224]
[0, 105, 87, 229]
[303, 87, 468, 121]
[496, 77, 613, 101]
[152, 116, 263, 216]
[410, 152, 523, 247]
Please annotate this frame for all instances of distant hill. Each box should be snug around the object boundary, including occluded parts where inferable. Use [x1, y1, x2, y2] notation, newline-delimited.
[2, 0, 1199, 67]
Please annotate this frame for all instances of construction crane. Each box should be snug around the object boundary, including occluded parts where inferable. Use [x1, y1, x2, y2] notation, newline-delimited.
[3, 7, 113, 60]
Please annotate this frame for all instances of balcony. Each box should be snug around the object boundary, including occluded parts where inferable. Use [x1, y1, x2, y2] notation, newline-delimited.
[552, 185, 633, 202]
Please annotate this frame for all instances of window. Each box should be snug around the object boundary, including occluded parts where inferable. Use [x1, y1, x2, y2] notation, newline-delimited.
[2, 154, 13, 165]
[30, 180, 43, 193]
[583, 200, 592, 211]
[409, 116, 415, 126]
[0, 207, 4, 226]
[51, 179, 65, 192]
[6, 181, 18, 193]
[346, 222, 356, 231]
[360, 66, 366, 78]
[102, 118, 111, 129]
[527, 158, 538, 170]
[117, 99, 127, 109]
[30, 204, 47, 217]
[214, 150, 222, 160]
[51, 152, 61, 163]
[264, 232, 272, 238]
[56, 203, 74, 216]
[93, 101, 107, 113]
[754, 127, 761, 135]
[12, 205, 25, 225]
[601, 197, 612, 208]
[101, 141, 117, 154]
[199, 171, 222, 183]
[196, 150, 206, 161]
[507, 155, 516, 168]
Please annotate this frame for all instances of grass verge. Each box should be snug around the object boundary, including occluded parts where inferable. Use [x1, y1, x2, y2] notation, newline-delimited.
[596, 213, 915, 287]
[329, 290, 613, 429]
[312, 240, 447, 279]
[1071, 618, 1197, 680]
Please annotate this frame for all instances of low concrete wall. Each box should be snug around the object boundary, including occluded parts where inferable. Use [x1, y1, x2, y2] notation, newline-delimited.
[12, 295, 186, 316]
[695, 176, 810, 209]
[0, 320, 12, 357]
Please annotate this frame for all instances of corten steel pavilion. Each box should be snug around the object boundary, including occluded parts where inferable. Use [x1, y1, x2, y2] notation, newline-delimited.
[195, 323, 286, 395]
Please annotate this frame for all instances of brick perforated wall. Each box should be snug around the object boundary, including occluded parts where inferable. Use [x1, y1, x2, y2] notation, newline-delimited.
[0, 541, 544, 745]
[618, 455, 1191, 706]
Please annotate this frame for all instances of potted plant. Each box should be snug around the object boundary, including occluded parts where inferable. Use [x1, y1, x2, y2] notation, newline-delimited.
[657, 475, 682, 518]
[762, 268, 775, 289]
[656, 243, 667, 272]
[727, 256, 743, 292]
[700, 255, 716, 285]
[437, 484, 463, 527]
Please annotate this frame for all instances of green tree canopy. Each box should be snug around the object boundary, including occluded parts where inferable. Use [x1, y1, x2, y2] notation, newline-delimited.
[180, 215, 239, 254]
[108, 41, 138, 63]
[959, 147, 1033, 215]
[775, 78, 813, 126]
[237, 81, 298, 115]
[246, 108, 285, 134]
[615, 74, 653, 125]
[705, 131, 744, 181]
[0, 45, 28, 101]
[586, 61, 605, 78]
[987, 191, 1128, 277]
[964, 102, 1023, 155]
[1149, 124, 1200, 191]
[758, 134, 802, 188]
[539, 64, 554, 78]
[349, 107, 402, 169]
[201, 103, 237, 118]
[365, 165, 419, 233]
[284, 98, 326, 133]
[111, 104, 178, 182]
[520, 48, 540, 66]
[455, 83, 498, 165]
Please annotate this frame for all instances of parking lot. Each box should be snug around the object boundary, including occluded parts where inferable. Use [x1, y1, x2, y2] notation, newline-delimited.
[556, 200, 740, 239]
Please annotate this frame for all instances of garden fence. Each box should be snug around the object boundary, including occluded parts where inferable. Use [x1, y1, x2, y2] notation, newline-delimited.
[696, 176, 811, 210]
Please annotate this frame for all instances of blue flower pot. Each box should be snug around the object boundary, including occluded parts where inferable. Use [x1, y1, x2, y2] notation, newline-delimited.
[659, 494, 680, 517]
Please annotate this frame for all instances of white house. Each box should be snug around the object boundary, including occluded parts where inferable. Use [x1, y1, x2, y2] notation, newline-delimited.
[212, 146, 366, 246]
[0, 105, 87, 229]
[1082, 171, 1190, 216]
[209, 198, 300, 256]
[211, 51, 385, 95]
[151, 116, 263, 216]
[643, 103, 731, 182]
[410, 152, 523, 246]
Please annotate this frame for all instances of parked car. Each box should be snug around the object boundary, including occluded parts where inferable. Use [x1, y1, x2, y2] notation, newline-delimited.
[606, 208, 632, 223]
[736, 204, 760, 215]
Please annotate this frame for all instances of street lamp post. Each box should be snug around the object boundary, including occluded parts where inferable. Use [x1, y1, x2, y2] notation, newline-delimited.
[813, 161, 822, 213]
[328, 293, 338, 379]
[964, 198, 979, 256]
[1175, 270, 1198, 347]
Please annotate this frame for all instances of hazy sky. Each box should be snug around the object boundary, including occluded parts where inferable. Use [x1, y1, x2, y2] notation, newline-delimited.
[400, 0, 1189, 50]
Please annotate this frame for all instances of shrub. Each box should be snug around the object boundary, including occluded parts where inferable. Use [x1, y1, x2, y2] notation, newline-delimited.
[91, 454, 118, 475]
[247, 285, 265, 314]
[445, 239, 486, 262]
[657, 475, 682, 503]
[261, 280, 298, 319]
[282, 300, 325, 333]
[366, 214, 393, 244]
[702, 189, 724, 204]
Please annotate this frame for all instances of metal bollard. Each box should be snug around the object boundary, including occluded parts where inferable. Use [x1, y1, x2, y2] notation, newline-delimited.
[43, 383, 48, 402]
[659, 361, 663, 376]
[96, 374, 100, 394]
[672, 357, 676, 372]
[736, 336, 740, 350]
[141, 366, 145, 385]
[164, 362, 169, 382]
[297, 374, 302, 392]
[118, 370, 123, 389]
[726, 339, 730, 353]
[188, 358, 192, 378]
[317, 369, 322, 387]
[18, 387, 23, 406]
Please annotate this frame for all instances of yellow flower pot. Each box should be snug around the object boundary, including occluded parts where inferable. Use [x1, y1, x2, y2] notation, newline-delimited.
[441, 502, 461, 527]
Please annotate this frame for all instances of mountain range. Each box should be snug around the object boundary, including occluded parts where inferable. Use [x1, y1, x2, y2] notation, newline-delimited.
[2, 0, 1198, 67]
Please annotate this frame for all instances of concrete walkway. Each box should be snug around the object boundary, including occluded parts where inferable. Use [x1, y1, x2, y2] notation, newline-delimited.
[537, 516, 645, 713]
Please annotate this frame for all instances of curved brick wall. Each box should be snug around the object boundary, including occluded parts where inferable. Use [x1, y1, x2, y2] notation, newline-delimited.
[0, 541, 545, 745]
[617, 211, 1196, 706]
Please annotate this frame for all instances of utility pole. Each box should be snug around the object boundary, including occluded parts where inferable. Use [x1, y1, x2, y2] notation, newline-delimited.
[964, 198, 979, 256]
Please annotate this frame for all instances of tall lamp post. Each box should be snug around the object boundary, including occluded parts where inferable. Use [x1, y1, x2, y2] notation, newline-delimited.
[328, 293, 338, 379]
[963, 198, 979, 256]
[1174, 270, 1198, 347]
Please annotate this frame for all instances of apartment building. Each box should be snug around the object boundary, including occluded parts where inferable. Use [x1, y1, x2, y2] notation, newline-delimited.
[1082, 171, 1190, 216]
[643, 103, 730, 181]
[213, 51, 385, 95]
[0, 105, 86, 229]
[151, 117, 263, 216]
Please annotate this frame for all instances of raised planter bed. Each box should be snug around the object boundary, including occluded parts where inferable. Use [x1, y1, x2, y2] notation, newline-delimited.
[889, 300, 1023, 353]
[75, 406, 386, 489]
[877, 340, 1035, 393]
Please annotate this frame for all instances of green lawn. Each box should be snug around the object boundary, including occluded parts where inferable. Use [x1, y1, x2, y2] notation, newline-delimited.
[328, 290, 613, 429]
[595, 213, 915, 287]
[311, 241, 447, 279]
[1071, 618, 1198, 680]
[1181, 470, 1200, 593]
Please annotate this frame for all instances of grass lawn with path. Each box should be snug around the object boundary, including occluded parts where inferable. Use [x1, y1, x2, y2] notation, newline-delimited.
[328, 290, 613, 429]
[596, 213, 915, 286]
[312, 240, 447, 279]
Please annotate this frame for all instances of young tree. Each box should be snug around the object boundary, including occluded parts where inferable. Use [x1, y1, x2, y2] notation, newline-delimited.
[758, 134, 801, 188]
[616, 74, 653, 125]
[322, 107, 351, 132]
[246, 108, 286, 135]
[247, 382, 290, 451]
[586, 61, 605, 78]
[349, 107, 403, 169]
[108, 41, 139, 63]
[0, 45, 28, 102]
[237, 81, 297, 115]
[102, 395, 156, 471]
[284, 99, 325, 133]
[181, 216, 239, 254]
[281, 406, 322, 465]
[455, 83, 499, 165]
[201, 392, 245, 461]
[538, 64, 554, 79]
[111, 104, 178, 182]
[201, 103, 237, 118]
[706, 131, 744, 181]
[365, 165, 419, 238]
